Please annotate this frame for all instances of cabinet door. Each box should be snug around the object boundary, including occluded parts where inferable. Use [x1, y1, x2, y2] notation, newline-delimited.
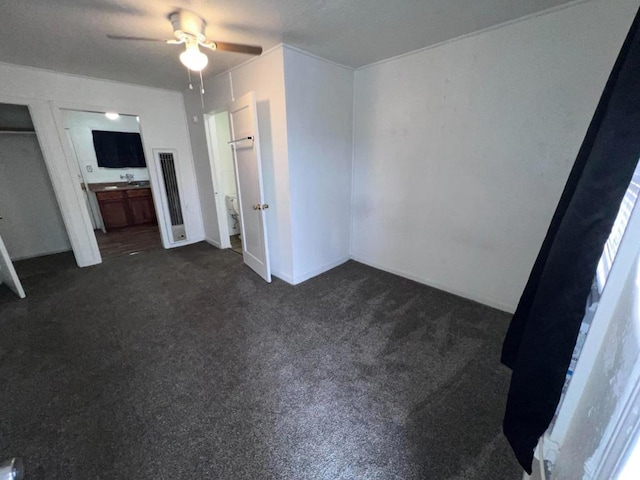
[96, 191, 129, 230]
[127, 189, 157, 226]
[99, 199, 130, 229]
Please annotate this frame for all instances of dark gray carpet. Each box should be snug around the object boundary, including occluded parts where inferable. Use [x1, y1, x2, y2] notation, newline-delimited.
[0, 243, 521, 479]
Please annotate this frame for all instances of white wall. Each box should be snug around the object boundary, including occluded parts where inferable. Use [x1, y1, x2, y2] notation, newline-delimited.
[283, 47, 354, 283]
[63, 110, 150, 184]
[0, 62, 205, 266]
[183, 47, 295, 281]
[0, 133, 71, 260]
[184, 45, 354, 284]
[351, 0, 639, 312]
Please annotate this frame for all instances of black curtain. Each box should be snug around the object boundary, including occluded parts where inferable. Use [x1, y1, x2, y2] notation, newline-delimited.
[501, 8, 640, 474]
[92, 131, 147, 169]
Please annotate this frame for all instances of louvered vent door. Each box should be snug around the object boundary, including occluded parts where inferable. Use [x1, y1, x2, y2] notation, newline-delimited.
[155, 150, 186, 242]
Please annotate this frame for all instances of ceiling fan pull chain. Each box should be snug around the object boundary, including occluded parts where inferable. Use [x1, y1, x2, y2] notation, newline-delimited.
[199, 70, 205, 109]
[187, 69, 194, 90]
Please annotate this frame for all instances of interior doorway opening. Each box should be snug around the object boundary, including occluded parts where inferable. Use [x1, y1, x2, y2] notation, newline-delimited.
[61, 109, 162, 260]
[206, 110, 242, 255]
[0, 103, 72, 263]
[205, 93, 271, 282]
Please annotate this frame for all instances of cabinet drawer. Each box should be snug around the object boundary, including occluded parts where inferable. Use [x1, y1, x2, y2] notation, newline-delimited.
[126, 188, 151, 198]
[96, 190, 125, 200]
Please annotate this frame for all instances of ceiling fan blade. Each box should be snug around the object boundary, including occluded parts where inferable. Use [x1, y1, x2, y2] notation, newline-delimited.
[201, 41, 262, 55]
[107, 34, 171, 42]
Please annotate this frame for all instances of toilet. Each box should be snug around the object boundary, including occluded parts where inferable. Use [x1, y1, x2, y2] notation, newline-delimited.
[225, 194, 240, 232]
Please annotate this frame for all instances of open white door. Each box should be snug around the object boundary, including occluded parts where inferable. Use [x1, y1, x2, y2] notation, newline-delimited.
[0, 233, 25, 299]
[228, 92, 271, 282]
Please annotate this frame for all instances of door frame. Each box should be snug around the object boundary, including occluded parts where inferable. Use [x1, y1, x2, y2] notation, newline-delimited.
[52, 101, 173, 257]
[204, 108, 233, 249]
[0, 233, 26, 299]
[0, 94, 100, 266]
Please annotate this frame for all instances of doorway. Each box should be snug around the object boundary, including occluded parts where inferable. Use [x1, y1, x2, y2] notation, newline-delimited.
[0, 102, 73, 298]
[206, 110, 242, 255]
[0, 103, 72, 262]
[61, 109, 162, 260]
[204, 92, 271, 282]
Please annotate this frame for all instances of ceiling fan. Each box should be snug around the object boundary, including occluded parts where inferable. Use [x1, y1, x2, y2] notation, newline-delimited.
[108, 10, 263, 73]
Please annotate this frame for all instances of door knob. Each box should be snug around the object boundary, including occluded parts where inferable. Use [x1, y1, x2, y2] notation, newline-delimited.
[252, 204, 269, 211]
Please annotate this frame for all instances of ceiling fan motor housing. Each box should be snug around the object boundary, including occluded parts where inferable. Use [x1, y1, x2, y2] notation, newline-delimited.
[170, 10, 206, 43]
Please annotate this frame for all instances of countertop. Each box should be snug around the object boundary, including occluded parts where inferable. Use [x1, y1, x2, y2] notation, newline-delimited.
[86, 182, 151, 192]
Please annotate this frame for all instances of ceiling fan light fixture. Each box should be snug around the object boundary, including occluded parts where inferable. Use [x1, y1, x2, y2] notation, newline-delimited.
[180, 43, 208, 72]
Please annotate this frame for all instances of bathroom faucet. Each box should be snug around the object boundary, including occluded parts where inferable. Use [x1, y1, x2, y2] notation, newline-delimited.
[120, 173, 134, 184]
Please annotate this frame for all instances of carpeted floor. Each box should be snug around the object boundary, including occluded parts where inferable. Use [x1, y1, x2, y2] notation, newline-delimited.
[0, 243, 521, 479]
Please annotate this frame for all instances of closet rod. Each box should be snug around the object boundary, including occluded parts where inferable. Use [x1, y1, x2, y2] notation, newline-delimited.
[0, 130, 36, 135]
[228, 136, 253, 144]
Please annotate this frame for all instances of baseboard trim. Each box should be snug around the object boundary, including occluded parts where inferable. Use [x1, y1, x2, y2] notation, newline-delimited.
[205, 237, 222, 249]
[271, 268, 294, 284]
[12, 247, 73, 262]
[291, 256, 351, 285]
[350, 255, 515, 314]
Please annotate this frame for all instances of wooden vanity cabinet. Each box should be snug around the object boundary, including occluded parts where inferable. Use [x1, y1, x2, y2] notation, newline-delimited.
[95, 190, 129, 229]
[95, 188, 157, 231]
[127, 189, 157, 226]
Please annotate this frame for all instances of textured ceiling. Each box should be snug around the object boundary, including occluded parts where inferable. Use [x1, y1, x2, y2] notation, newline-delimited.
[1, 0, 579, 91]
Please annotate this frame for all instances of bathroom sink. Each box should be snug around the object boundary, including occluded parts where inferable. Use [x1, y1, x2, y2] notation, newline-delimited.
[103, 186, 119, 190]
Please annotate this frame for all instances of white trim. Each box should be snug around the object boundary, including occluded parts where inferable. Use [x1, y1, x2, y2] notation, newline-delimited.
[356, 0, 592, 72]
[292, 256, 351, 285]
[282, 44, 353, 71]
[350, 255, 515, 313]
[207, 44, 285, 83]
[205, 237, 221, 249]
[348, 65, 357, 258]
[271, 268, 294, 285]
[228, 71, 235, 103]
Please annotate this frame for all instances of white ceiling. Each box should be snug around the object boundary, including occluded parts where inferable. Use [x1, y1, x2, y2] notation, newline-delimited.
[1, 0, 579, 91]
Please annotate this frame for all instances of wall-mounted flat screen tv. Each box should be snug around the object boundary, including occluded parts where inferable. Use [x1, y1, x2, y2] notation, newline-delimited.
[92, 130, 147, 168]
